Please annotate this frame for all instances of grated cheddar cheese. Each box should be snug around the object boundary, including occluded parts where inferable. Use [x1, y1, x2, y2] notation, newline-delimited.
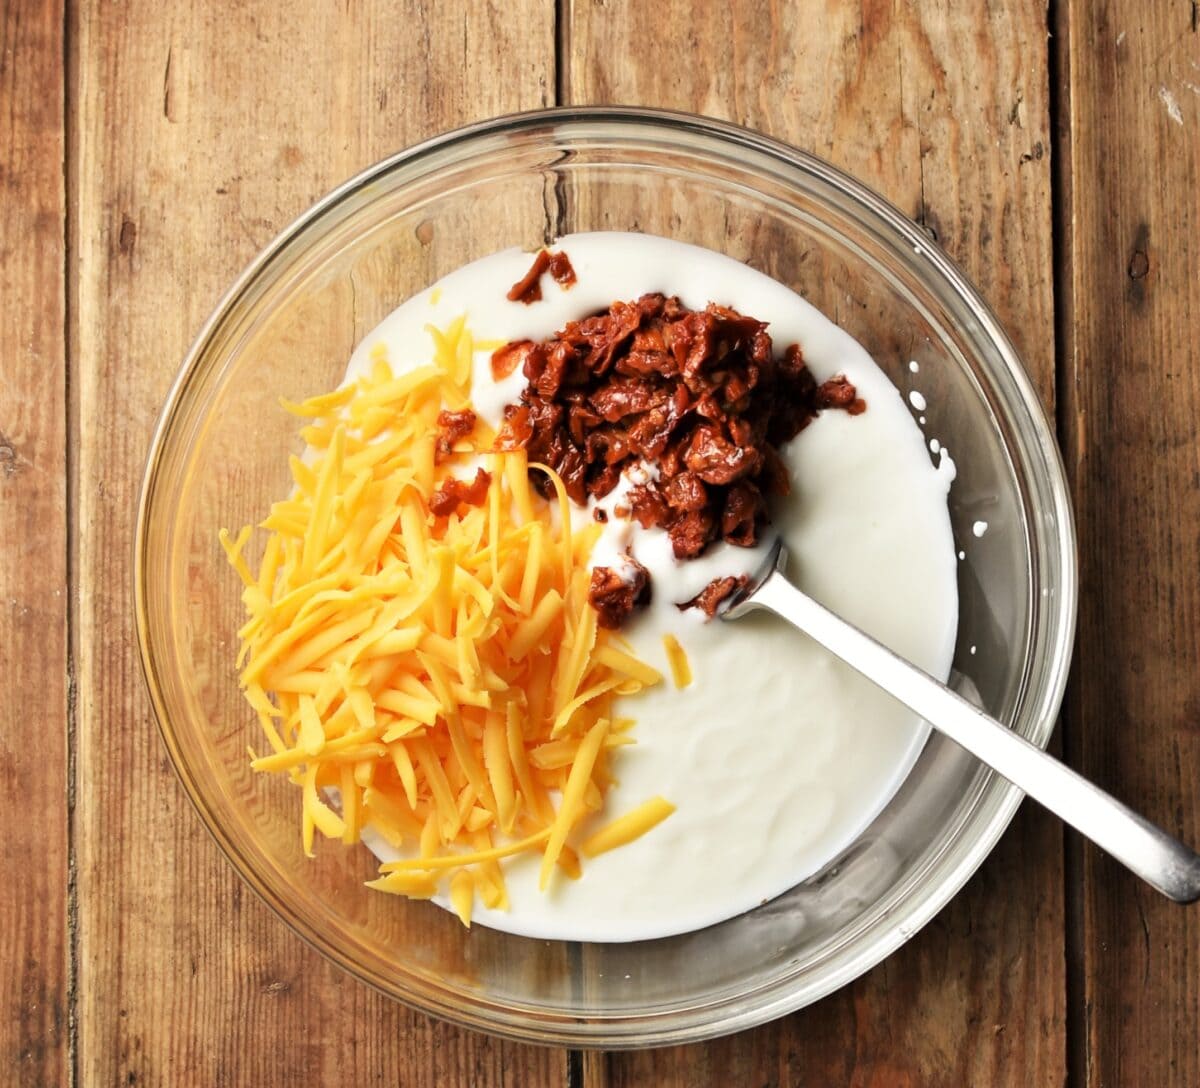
[222, 318, 678, 923]
[662, 634, 692, 690]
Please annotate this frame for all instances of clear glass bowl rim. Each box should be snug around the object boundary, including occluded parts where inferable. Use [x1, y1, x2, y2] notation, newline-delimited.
[135, 105, 1078, 1047]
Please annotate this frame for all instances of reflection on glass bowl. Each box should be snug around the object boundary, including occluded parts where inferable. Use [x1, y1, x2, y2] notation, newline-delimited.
[136, 107, 1075, 1047]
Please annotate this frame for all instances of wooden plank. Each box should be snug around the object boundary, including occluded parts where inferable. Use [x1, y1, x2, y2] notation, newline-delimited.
[70, 3, 566, 1083]
[0, 2, 69, 1085]
[565, 1, 1065, 1082]
[1060, 2, 1200, 1084]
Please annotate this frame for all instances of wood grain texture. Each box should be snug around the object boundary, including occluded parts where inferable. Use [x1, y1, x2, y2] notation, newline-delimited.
[18, 0, 1192, 1081]
[1061, 3, 1200, 1085]
[0, 2, 69, 1085]
[566, 1, 1066, 1084]
[69, 2, 563, 1084]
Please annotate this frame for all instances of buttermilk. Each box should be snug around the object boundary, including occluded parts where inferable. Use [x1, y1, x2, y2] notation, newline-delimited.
[344, 233, 959, 942]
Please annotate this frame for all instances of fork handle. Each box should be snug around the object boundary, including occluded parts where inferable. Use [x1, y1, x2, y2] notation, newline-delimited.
[744, 568, 1200, 904]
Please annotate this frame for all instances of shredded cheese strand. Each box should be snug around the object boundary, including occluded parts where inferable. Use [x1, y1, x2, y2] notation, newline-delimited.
[581, 796, 677, 857]
[222, 321, 671, 925]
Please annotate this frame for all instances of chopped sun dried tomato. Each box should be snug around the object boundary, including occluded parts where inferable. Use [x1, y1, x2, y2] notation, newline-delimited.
[495, 268, 865, 625]
[547, 250, 576, 288]
[434, 408, 477, 463]
[506, 250, 551, 304]
[490, 339, 536, 382]
[589, 559, 651, 630]
[429, 468, 492, 517]
[678, 575, 750, 618]
[816, 375, 867, 416]
[506, 249, 577, 305]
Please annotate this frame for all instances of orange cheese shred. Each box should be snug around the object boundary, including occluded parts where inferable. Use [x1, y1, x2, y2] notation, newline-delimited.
[223, 319, 673, 925]
[661, 634, 692, 689]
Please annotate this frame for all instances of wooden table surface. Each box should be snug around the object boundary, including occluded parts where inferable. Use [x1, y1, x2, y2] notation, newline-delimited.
[3, 0, 1198, 1083]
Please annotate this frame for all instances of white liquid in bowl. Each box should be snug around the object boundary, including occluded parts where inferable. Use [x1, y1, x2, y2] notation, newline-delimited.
[343, 233, 958, 942]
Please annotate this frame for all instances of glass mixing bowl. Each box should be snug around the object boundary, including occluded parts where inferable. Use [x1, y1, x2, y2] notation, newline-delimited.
[136, 107, 1076, 1046]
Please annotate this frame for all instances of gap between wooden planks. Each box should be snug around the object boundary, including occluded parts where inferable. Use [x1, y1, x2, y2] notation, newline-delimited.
[0, 2, 69, 1086]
